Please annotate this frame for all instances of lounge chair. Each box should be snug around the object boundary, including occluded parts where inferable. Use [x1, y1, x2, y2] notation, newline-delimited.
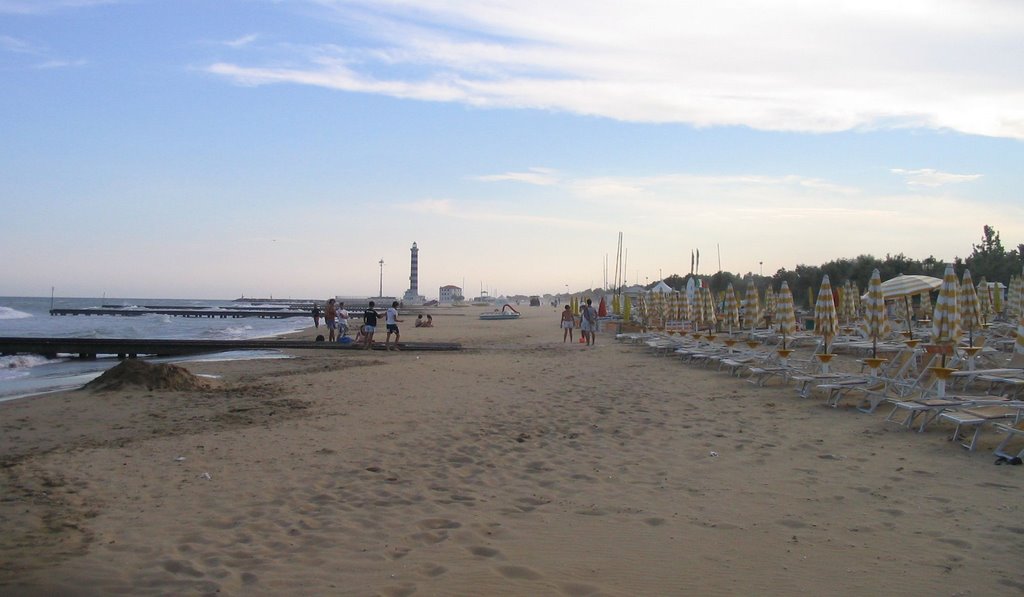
[938, 403, 1024, 451]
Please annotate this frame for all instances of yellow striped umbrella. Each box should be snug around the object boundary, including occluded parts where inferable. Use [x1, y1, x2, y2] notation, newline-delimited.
[1008, 275, 1022, 319]
[992, 282, 1005, 315]
[1016, 314, 1024, 357]
[976, 277, 993, 325]
[864, 268, 891, 358]
[691, 284, 705, 330]
[959, 269, 981, 347]
[814, 275, 839, 353]
[743, 279, 761, 331]
[931, 263, 961, 368]
[723, 284, 741, 333]
[776, 282, 797, 350]
[702, 286, 717, 333]
[637, 293, 648, 327]
[763, 288, 777, 329]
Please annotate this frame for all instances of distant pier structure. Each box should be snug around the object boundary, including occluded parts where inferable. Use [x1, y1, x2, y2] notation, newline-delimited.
[403, 242, 426, 304]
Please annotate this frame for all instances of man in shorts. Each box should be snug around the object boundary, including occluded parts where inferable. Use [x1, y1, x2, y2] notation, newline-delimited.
[324, 298, 338, 343]
[580, 298, 598, 346]
[362, 301, 380, 350]
[385, 301, 404, 351]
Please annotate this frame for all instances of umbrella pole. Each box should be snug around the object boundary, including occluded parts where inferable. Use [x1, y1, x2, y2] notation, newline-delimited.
[872, 337, 877, 359]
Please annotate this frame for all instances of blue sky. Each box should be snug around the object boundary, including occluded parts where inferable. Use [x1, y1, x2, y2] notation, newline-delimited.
[2, 0, 1022, 299]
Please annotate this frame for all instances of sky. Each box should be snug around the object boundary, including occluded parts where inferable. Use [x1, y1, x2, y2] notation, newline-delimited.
[1, 0, 1022, 300]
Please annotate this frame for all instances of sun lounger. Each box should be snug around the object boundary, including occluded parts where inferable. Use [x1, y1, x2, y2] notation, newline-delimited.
[938, 403, 1024, 451]
[993, 421, 1024, 461]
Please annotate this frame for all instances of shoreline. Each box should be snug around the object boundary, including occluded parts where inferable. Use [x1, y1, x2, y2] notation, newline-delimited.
[2, 305, 1022, 594]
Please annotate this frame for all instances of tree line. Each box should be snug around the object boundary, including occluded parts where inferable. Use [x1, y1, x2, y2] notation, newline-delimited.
[636, 225, 1023, 308]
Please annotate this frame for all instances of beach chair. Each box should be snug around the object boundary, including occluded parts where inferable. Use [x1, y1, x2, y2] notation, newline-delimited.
[993, 421, 1024, 461]
[819, 349, 918, 409]
[938, 403, 1024, 451]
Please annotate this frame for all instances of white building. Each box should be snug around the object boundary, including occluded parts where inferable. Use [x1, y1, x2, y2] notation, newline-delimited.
[439, 285, 463, 304]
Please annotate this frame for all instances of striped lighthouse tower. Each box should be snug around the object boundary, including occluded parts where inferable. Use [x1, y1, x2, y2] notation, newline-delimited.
[403, 242, 424, 303]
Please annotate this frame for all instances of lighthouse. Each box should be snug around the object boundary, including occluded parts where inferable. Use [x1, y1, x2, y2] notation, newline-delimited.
[403, 242, 425, 303]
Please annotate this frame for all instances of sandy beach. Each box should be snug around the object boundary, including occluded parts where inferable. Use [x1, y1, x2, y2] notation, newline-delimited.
[2, 305, 1023, 596]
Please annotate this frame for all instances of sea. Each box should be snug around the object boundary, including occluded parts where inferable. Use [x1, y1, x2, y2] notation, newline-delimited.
[0, 296, 310, 402]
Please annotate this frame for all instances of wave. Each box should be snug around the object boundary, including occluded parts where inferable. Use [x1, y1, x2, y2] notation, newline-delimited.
[0, 306, 33, 320]
[1, 354, 66, 370]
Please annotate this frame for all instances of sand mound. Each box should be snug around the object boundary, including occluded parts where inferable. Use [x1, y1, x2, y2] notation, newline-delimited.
[85, 359, 213, 392]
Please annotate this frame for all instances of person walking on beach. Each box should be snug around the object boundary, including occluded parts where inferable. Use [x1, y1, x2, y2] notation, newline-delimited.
[336, 301, 350, 339]
[324, 298, 338, 343]
[580, 298, 598, 346]
[312, 304, 321, 328]
[362, 301, 380, 350]
[385, 301, 404, 351]
[560, 304, 575, 343]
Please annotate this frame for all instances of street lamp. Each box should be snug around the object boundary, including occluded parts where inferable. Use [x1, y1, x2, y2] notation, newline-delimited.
[378, 258, 385, 297]
[759, 261, 763, 276]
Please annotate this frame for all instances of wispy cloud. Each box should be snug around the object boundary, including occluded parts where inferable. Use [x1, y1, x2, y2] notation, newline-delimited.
[223, 34, 259, 49]
[0, 34, 38, 54]
[205, 0, 1024, 139]
[890, 168, 983, 187]
[0, 0, 118, 15]
[475, 167, 558, 186]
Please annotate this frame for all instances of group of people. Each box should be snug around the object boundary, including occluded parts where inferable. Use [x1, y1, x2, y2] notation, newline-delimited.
[560, 298, 599, 346]
[314, 299, 409, 351]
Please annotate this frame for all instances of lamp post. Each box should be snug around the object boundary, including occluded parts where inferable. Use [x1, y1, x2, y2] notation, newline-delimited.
[759, 261, 763, 276]
[378, 259, 385, 297]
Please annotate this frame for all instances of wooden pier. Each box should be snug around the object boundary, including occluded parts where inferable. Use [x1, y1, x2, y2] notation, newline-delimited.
[0, 337, 461, 359]
[50, 308, 312, 319]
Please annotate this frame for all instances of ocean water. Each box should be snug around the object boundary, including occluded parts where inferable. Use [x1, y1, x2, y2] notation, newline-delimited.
[0, 297, 310, 402]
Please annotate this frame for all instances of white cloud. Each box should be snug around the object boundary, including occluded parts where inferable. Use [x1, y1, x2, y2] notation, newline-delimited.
[890, 168, 983, 187]
[223, 34, 259, 49]
[475, 167, 558, 186]
[206, 0, 1024, 139]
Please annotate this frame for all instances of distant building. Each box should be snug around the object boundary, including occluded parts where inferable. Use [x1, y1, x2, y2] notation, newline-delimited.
[439, 285, 463, 304]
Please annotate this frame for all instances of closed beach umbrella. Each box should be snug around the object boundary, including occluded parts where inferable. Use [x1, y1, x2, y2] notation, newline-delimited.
[598, 295, 608, 318]
[931, 264, 961, 367]
[864, 269, 891, 358]
[1016, 314, 1024, 357]
[764, 287, 777, 327]
[623, 295, 632, 322]
[776, 282, 797, 350]
[959, 270, 981, 347]
[637, 293, 647, 327]
[814, 275, 839, 353]
[723, 284, 741, 333]
[691, 285, 705, 330]
[702, 286, 717, 333]
[743, 280, 761, 331]
[611, 294, 620, 316]
[918, 291, 932, 321]
[1007, 275, 1022, 319]
[679, 290, 691, 324]
[992, 282, 1005, 316]
[977, 277, 993, 325]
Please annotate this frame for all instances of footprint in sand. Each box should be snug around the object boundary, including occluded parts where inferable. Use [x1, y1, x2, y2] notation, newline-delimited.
[468, 546, 501, 558]
[497, 565, 543, 580]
